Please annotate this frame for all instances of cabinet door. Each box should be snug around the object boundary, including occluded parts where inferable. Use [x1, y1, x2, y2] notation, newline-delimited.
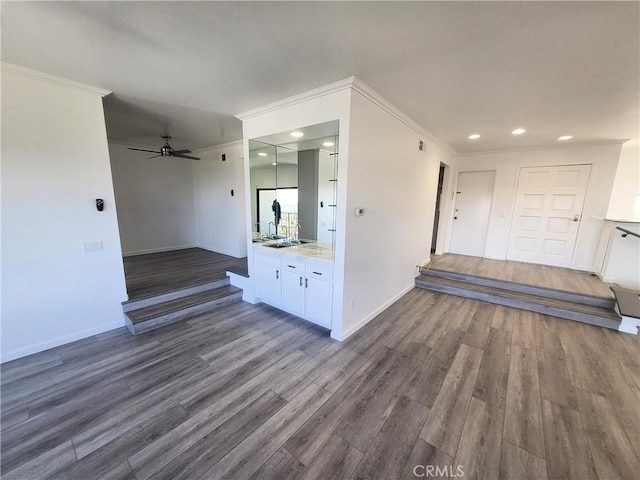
[282, 270, 304, 316]
[304, 277, 333, 328]
[255, 262, 281, 307]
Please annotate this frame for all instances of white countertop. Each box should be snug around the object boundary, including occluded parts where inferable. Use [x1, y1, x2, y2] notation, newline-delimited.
[253, 240, 335, 267]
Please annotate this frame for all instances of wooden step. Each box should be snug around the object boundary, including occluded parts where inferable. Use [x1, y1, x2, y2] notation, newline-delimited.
[425, 268, 615, 309]
[125, 285, 243, 334]
[416, 274, 622, 331]
[122, 278, 230, 312]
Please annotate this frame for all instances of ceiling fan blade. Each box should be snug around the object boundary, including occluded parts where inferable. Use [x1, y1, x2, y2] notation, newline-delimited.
[172, 149, 192, 155]
[148, 155, 162, 159]
[174, 153, 200, 160]
[128, 147, 160, 153]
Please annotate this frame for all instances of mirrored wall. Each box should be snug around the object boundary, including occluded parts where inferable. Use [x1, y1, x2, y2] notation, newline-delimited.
[249, 120, 339, 247]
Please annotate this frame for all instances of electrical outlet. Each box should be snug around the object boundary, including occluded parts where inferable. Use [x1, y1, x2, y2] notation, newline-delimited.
[83, 240, 103, 253]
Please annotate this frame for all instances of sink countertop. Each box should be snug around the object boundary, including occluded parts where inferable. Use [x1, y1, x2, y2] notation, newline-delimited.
[253, 241, 334, 266]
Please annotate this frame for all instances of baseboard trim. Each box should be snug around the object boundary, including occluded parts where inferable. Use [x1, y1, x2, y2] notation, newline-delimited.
[1, 319, 126, 363]
[197, 244, 247, 259]
[340, 283, 415, 341]
[122, 244, 197, 257]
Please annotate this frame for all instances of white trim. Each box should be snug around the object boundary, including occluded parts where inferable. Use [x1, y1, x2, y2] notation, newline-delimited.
[235, 77, 357, 121]
[192, 140, 244, 155]
[235, 76, 455, 155]
[338, 283, 415, 341]
[197, 244, 246, 259]
[350, 78, 456, 155]
[618, 315, 639, 335]
[1, 62, 111, 97]
[122, 244, 198, 257]
[1, 319, 125, 364]
[455, 139, 628, 158]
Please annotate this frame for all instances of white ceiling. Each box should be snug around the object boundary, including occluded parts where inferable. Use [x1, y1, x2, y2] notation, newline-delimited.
[2, 1, 638, 154]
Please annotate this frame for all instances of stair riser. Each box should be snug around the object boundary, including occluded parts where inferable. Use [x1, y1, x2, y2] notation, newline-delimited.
[123, 278, 230, 312]
[416, 280, 622, 331]
[125, 292, 242, 334]
[425, 269, 614, 309]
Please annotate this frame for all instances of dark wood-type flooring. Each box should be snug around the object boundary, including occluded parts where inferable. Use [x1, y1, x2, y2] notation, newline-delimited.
[429, 254, 614, 298]
[2, 290, 639, 479]
[123, 248, 248, 301]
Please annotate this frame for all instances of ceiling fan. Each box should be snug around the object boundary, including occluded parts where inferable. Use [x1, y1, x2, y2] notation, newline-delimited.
[128, 135, 200, 160]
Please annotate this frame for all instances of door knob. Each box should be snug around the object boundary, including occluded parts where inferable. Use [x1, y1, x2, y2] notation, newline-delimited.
[572, 215, 580, 222]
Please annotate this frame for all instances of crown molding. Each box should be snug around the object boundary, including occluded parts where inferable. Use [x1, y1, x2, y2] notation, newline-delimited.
[349, 77, 456, 155]
[193, 139, 244, 155]
[235, 75, 456, 155]
[1, 62, 111, 97]
[455, 138, 629, 158]
[235, 77, 356, 121]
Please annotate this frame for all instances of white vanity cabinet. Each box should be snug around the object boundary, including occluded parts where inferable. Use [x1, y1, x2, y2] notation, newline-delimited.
[303, 265, 333, 328]
[253, 247, 333, 329]
[282, 261, 305, 316]
[254, 254, 282, 307]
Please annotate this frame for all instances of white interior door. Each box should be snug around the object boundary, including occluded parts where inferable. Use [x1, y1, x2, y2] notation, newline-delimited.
[449, 171, 495, 257]
[507, 164, 591, 267]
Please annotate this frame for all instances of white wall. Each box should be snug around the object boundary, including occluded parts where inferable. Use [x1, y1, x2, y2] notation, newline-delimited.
[109, 142, 197, 256]
[340, 90, 447, 338]
[192, 142, 247, 258]
[607, 144, 640, 221]
[1, 65, 128, 362]
[452, 143, 622, 271]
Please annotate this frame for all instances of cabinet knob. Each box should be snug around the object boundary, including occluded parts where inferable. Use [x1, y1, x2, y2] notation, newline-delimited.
[305, 278, 308, 288]
[299, 276, 303, 287]
[276, 270, 279, 279]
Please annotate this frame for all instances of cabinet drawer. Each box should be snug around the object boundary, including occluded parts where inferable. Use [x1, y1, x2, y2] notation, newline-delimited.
[305, 265, 333, 282]
[282, 260, 305, 273]
[254, 254, 280, 268]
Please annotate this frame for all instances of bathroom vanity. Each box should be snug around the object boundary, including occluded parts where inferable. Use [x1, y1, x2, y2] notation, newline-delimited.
[246, 119, 339, 331]
[253, 241, 334, 328]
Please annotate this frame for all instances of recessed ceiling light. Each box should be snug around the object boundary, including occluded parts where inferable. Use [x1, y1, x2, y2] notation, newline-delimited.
[271, 162, 277, 166]
[558, 135, 573, 141]
[468, 134, 480, 140]
[290, 131, 304, 138]
[322, 141, 335, 147]
[512, 128, 526, 135]
[258, 152, 268, 157]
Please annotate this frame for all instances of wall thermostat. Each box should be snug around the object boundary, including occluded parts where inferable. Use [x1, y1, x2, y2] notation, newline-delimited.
[355, 207, 365, 217]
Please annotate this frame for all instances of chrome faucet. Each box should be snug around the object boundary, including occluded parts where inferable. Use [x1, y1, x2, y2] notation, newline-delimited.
[268, 221, 275, 238]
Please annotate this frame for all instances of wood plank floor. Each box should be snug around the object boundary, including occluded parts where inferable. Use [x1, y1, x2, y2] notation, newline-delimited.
[429, 253, 614, 298]
[2, 290, 639, 479]
[123, 248, 248, 301]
